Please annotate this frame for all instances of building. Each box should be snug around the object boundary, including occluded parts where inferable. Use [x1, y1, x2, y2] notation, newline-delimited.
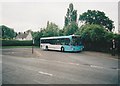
[16, 30, 32, 40]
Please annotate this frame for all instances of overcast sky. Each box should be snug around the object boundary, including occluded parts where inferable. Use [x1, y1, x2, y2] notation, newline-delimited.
[1, 0, 119, 33]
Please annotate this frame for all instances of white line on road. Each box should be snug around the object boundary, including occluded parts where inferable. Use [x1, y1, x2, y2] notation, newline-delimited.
[117, 69, 120, 70]
[54, 60, 80, 66]
[11, 52, 15, 54]
[69, 62, 79, 66]
[33, 80, 41, 84]
[90, 65, 104, 69]
[38, 58, 80, 66]
[38, 71, 53, 76]
[90, 65, 118, 70]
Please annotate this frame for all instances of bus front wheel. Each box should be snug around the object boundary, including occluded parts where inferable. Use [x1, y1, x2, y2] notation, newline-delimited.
[61, 47, 64, 52]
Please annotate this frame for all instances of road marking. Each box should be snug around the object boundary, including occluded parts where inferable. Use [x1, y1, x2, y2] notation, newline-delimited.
[117, 69, 120, 70]
[37, 58, 118, 70]
[69, 62, 79, 66]
[33, 80, 41, 84]
[90, 65, 104, 69]
[90, 65, 118, 70]
[11, 52, 14, 54]
[55, 61, 80, 66]
[38, 59, 80, 66]
[38, 71, 53, 76]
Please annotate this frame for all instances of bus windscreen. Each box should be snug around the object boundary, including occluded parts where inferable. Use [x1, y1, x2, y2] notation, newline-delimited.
[72, 36, 81, 46]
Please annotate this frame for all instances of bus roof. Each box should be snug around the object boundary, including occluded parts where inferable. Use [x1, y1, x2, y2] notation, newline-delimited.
[40, 35, 80, 40]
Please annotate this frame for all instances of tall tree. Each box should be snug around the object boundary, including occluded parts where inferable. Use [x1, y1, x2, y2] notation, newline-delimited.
[64, 3, 77, 26]
[64, 21, 78, 35]
[63, 3, 78, 35]
[79, 10, 114, 31]
[58, 29, 64, 36]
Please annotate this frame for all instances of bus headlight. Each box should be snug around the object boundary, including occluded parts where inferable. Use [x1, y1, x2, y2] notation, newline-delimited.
[71, 47, 75, 50]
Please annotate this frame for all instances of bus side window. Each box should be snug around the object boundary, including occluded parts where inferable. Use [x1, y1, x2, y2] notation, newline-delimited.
[41, 40, 43, 43]
[64, 38, 70, 45]
[51, 39, 55, 45]
[56, 39, 60, 45]
[60, 39, 64, 45]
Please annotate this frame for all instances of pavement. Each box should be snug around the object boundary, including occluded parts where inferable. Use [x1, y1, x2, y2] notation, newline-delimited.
[1, 48, 119, 84]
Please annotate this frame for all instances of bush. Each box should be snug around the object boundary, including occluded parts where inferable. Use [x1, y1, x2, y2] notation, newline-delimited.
[2, 40, 32, 46]
[114, 34, 120, 55]
[76, 24, 120, 54]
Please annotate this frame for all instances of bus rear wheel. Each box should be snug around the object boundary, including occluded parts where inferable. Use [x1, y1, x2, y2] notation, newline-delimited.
[61, 47, 64, 52]
[46, 46, 48, 50]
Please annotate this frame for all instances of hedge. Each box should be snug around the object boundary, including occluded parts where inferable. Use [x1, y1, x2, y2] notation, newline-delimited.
[2, 40, 32, 46]
[82, 34, 120, 55]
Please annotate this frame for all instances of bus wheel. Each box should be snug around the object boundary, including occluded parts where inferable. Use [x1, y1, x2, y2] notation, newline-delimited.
[46, 46, 48, 50]
[61, 47, 64, 52]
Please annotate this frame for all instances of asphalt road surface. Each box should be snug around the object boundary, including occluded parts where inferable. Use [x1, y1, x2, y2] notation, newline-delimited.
[2, 48, 119, 84]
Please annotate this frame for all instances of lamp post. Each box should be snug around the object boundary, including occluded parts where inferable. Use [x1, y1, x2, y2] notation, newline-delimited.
[32, 38, 34, 54]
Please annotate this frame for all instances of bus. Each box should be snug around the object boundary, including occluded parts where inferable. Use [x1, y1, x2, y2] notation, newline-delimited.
[40, 35, 84, 52]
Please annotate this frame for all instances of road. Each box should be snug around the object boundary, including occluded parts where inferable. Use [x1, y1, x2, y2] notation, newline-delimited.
[2, 48, 119, 84]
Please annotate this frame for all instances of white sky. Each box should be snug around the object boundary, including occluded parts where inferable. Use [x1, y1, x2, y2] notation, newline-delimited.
[0, 0, 119, 33]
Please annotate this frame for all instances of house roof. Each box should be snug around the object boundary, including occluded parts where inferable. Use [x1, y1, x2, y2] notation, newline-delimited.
[16, 32, 29, 39]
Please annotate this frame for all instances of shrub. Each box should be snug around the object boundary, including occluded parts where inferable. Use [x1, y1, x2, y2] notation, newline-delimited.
[76, 24, 120, 54]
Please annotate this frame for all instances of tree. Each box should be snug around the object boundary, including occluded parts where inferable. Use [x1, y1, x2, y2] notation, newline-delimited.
[76, 24, 107, 42]
[64, 21, 78, 35]
[0, 25, 16, 39]
[32, 22, 60, 46]
[64, 3, 77, 26]
[42, 22, 59, 37]
[76, 24, 116, 51]
[79, 10, 114, 31]
[63, 3, 78, 35]
[32, 30, 43, 46]
[58, 29, 64, 36]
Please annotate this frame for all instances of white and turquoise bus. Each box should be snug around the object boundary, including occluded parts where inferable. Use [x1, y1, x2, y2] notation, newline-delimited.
[40, 35, 84, 52]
